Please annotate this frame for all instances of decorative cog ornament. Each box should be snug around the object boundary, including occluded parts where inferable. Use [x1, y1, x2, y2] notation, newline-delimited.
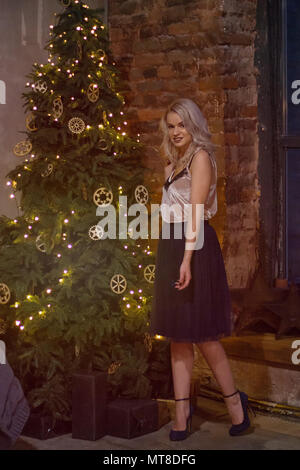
[52, 97, 63, 119]
[68, 117, 86, 134]
[41, 163, 53, 178]
[0, 319, 7, 335]
[144, 264, 155, 283]
[110, 274, 127, 294]
[135, 185, 149, 204]
[102, 110, 109, 125]
[13, 140, 32, 157]
[108, 361, 121, 375]
[0, 283, 11, 305]
[93, 186, 113, 207]
[34, 80, 47, 93]
[36, 234, 47, 253]
[97, 139, 109, 150]
[87, 83, 99, 103]
[105, 74, 114, 90]
[97, 49, 108, 63]
[26, 112, 38, 132]
[89, 225, 104, 240]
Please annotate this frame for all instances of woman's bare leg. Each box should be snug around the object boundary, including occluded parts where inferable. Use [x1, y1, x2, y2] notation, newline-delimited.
[170, 341, 194, 430]
[196, 340, 244, 424]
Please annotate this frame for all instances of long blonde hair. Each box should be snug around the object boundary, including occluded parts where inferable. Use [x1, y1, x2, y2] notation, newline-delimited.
[158, 98, 217, 169]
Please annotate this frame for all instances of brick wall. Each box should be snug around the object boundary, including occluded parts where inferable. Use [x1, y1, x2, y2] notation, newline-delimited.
[109, 0, 259, 288]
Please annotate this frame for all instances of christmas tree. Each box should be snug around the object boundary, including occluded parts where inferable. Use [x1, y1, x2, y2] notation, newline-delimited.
[0, 0, 171, 423]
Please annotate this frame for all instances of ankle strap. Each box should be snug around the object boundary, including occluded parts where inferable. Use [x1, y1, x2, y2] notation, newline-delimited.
[175, 397, 190, 401]
[222, 390, 239, 398]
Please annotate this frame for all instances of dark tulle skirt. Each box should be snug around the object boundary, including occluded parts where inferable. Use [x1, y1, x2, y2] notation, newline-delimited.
[149, 219, 234, 343]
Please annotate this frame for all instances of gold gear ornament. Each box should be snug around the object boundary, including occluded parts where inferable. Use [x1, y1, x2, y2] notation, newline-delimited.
[110, 274, 127, 294]
[34, 80, 47, 93]
[68, 117, 86, 134]
[87, 83, 99, 103]
[88, 225, 104, 240]
[144, 264, 155, 283]
[135, 185, 149, 204]
[41, 164, 53, 178]
[52, 97, 63, 119]
[93, 186, 113, 207]
[0, 283, 11, 305]
[26, 112, 38, 132]
[36, 234, 47, 253]
[13, 140, 32, 157]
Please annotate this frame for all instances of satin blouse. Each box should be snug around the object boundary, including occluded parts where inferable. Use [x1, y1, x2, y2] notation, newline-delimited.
[160, 148, 218, 223]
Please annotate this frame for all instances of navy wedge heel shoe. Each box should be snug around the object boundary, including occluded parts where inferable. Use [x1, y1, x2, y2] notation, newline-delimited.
[169, 397, 194, 441]
[223, 389, 256, 436]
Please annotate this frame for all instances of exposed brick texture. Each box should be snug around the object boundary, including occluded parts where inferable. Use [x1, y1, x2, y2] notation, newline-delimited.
[109, 0, 258, 288]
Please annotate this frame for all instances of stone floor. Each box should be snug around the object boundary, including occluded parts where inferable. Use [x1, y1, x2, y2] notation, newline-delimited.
[12, 396, 300, 451]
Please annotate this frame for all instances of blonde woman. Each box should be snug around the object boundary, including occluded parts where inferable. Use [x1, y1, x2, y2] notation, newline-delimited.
[150, 98, 255, 440]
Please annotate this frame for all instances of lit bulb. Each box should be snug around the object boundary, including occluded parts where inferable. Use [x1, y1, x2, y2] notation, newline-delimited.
[46, 288, 52, 294]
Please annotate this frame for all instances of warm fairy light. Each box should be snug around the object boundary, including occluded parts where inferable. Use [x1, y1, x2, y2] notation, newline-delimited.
[138, 289, 142, 293]
[130, 290, 134, 294]
[10, 194, 15, 199]
[15, 321, 21, 326]
[24, 234, 28, 238]
[64, 270, 68, 274]
[14, 219, 18, 223]
[39, 311, 43, 315]
[20, 326, 24, 330]
[35, 216, 39, 221]
[67, 244, 72, 249]
[26, 295, 32, 300]
[138, 305, 141, 309]
[29, 317, 33, 320]
[59, 278, 63, 283]
[56, 155, 60, 159]
[71, 210, 75, 214]
[57, 253, 61, 258]
[122, 132, 126, 136]
[6, 181, 11, 186]
[126, 304, 130, 308]
[138, 264, 142, 268]
[155, 335, 163, 339]
[124, 245, 128, 249]
[46, 288, 52, 294]
[64, 219, 69, 224]
[28, 226, 32, 229]
[15, 302, 19, 308]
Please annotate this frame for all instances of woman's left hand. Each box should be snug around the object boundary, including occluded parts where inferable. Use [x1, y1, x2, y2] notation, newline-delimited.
[175, 259, 192, 290]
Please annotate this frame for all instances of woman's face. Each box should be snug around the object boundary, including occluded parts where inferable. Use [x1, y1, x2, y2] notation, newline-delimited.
[166, 111, 192, 156]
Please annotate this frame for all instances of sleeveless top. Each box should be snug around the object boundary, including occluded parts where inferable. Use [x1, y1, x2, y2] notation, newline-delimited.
[160, 147, 218, 223]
